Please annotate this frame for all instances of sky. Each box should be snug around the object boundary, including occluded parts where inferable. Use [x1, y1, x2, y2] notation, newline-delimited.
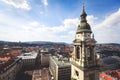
[0, 0, 120, 43]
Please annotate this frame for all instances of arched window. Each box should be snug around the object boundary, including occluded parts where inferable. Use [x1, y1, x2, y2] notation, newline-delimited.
[88, 46, 93, 60]
[75, 70, 79, 76]
[76, 46, 80, 59]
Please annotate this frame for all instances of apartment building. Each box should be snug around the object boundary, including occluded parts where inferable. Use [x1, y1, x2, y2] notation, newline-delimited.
[0, 58, 22, 80]
[49, 56, 71, 80]
[18, 52, 38, 70]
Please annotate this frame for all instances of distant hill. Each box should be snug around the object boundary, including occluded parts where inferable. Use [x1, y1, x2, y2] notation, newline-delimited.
[0, 40, 69, 47]
[105, 43, 120, 46]
[24, 41, 68, 45]
[97, 43, 120, 46]
[0, 40, 120, 47]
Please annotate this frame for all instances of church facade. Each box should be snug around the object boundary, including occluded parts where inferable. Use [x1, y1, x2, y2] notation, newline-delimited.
[71, 5, 99, 80]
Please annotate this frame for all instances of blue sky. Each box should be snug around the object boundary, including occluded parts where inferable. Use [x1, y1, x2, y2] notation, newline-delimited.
[0, 0, 120, 43]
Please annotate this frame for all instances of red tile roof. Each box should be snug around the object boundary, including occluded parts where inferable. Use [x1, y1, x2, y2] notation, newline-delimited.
[0, 57, 10, 62]
[100, 70, 120, 80]
[0, 59, 14, 72]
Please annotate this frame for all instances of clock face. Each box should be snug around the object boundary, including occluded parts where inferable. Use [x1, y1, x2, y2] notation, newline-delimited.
[76, 34, 79, 38]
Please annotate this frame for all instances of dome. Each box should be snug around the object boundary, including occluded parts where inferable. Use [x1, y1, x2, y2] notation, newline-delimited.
[76, 5, 92, 33]
[76, 22, 92, 33]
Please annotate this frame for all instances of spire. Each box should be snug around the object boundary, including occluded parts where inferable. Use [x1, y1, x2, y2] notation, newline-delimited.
[82, 4, 86, 16]
[81, 4, 87, 22]
[77, 4, 92, 33]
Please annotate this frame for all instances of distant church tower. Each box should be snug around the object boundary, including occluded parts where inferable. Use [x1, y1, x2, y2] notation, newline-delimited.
[71, 5, 99, 80]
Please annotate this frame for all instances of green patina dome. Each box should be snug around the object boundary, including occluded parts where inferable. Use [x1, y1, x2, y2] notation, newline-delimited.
[76, 5, 92, 33]
[77, 22, 91, 33]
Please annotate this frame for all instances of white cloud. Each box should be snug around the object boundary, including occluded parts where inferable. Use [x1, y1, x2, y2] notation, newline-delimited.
[10, 18, 79, 42]
[42, 0, 48, 7]
[93, 8, 120, 43]
[0, 7, 120, 43]
[87, 15, 98, 26]
[29, 21, 39, 27]
[1, 0, 30, 10]
[40, 11, 44, 15]
[63, 18, 79, 29]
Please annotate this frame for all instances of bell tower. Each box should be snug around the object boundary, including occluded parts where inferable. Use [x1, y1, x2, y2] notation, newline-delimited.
[71, 5, 99, 80]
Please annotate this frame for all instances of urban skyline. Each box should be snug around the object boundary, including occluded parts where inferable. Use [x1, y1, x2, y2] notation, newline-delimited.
[0, 0, 120, 43]
[1, 2, 120, 80]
